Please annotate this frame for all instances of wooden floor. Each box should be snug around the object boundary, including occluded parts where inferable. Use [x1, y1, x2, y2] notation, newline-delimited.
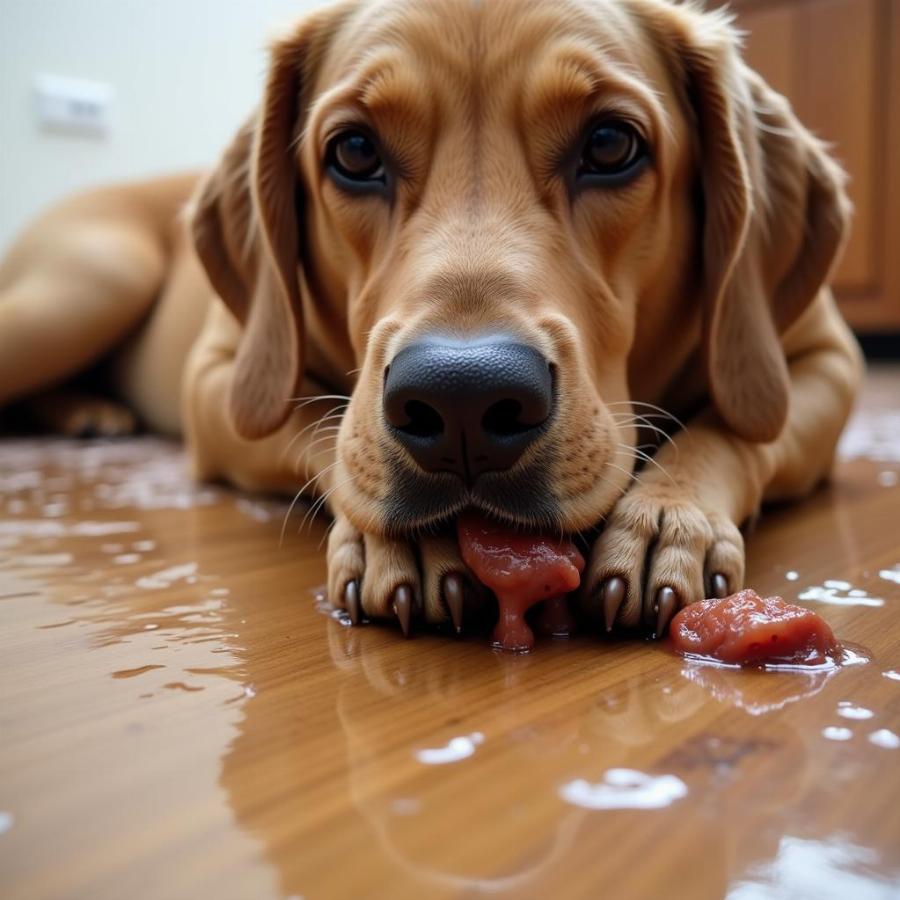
[1, 369, 899, 900]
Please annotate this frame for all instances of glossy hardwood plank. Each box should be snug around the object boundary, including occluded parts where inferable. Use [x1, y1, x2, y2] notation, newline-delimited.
[1, 370, 899, 899]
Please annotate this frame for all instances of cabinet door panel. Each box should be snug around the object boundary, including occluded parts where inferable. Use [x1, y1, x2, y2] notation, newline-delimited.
[795, 0, 878, 294]
[740, 0, 880, 296]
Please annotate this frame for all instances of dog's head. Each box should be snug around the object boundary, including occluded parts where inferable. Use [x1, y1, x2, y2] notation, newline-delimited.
[192, 0, 849, 537]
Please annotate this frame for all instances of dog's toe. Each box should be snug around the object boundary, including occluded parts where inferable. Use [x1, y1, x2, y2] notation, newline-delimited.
[326, 515, 365, 620]
[359, 533, 421, 633]
[71, 401, 137, 438]
[29, 391, 138, 438]
[418, 535, 483, 632]
[581, 490, 745, 637]
[326, 519, 488, 636]
[327, 518, 422, 633]
[580, 491, 659, 630]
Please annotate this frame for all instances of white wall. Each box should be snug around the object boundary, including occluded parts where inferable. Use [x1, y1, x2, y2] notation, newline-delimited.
[0, 0, 322, 253]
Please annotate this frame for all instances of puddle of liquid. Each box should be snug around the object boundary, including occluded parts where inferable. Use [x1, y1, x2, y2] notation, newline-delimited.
[681, 663, 837, 717]
[727, 834, 898, 899]
[234, 497, 288, 523]
[798, 582, 884, 607]
[136, 562, 199, 590]
[112, 665, 166, 679]
[868, 729, 900, 750]
[113, 553, 141, 565]
[675, 643, 871, 717]
[0, 520, 139, 538]
[415, 732, 485, 765]
[822, 726, 853, 742]
[559, 770, 688, 810]
[839, 408, 900, 462]
[16, 553, 74, 567]
[3, 433, 900, 899]
[836, 702, 874, 720]
[164, 681, 205, 693]
[878, 566, 900, 586]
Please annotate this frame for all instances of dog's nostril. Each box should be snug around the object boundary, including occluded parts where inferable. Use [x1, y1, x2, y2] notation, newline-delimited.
[398, 400, 444, 439]
[482, 398, 531, 438]
[383, 337, 554, 478]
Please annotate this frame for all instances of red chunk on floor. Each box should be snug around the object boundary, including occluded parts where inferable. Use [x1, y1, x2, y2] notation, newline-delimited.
[457, 512, 584, 652]
[670, 589, 839, 666]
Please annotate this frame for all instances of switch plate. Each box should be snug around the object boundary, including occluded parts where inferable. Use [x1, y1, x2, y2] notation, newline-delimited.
[34, 74, 112, 136]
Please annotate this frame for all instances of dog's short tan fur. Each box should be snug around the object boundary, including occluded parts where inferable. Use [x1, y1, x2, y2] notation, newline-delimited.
[0, 0, 862, 633]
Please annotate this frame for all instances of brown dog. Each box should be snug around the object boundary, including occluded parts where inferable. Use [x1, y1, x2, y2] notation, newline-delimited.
[0, 0, 862, 638]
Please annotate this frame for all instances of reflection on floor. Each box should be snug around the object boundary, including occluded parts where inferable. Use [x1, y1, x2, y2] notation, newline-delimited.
[1, 367, 899, 899]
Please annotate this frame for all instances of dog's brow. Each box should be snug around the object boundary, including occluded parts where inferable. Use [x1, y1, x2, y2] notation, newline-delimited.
[524, 47, 669, 142]
[358, 67, 431, 129]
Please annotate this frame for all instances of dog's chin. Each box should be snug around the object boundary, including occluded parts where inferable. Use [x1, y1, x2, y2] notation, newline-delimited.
[381, 455, 564, 537]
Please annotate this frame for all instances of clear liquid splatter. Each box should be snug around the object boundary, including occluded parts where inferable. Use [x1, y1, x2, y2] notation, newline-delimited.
[560, 769, 688, 810]
[415, 732, 485, 765]
[868, 729, 900, 750]
[798, 582, 884, 607]
[822, 726, 853, 742]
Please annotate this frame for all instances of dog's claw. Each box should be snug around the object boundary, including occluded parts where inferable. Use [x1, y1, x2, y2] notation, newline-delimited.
[711, 573, 729, 599]
[602, 577, 627, 632]
[392, 585, 413, 637]
[443, 573, 465, 635]
[344, 580, 361, 626]
[655, 587, 677, 637]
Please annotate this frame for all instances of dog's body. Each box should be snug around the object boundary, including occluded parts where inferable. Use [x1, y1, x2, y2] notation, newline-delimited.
[0, 0, 862, 636]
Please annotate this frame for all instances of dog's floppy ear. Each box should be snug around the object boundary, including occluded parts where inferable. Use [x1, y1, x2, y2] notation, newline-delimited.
[190, 10, 343, 440]
[644, 5, 850, 442]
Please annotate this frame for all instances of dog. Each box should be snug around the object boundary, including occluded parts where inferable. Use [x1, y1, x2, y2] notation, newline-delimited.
[0, 0, 862, 639]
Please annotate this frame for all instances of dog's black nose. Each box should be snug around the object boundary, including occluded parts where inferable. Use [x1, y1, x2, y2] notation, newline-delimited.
[383, 337, 554, 481]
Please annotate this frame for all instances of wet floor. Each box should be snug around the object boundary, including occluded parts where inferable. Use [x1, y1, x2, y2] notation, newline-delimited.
[1, 370, 899, 899]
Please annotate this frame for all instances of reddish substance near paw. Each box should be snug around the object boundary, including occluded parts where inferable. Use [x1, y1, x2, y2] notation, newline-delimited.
[457, 512, 584, 652]
[670, 589, 839, 666]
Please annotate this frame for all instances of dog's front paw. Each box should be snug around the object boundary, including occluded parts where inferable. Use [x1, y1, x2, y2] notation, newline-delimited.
[580, 488, 745, 637]
[30, 390, 138, 438]
[326, 515, 481, 635]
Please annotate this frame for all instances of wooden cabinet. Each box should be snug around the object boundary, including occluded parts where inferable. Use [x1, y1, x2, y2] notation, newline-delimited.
[732, 0, 900, 332]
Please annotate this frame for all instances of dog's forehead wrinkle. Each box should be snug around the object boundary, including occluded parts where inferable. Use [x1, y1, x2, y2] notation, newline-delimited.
[339, 0, 652, 94]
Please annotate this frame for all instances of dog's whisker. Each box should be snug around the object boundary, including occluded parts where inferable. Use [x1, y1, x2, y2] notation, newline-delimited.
[287, 394, 351, 410]
[302, 472, 359, 536]
[614, 400, 687, 432]
[317, 516, 338, 553]
[298, 418, 345, 476]
[279, 459, 343, 546]
[605, 460, 639, 485]
[299, 493, 331, 535]
[301, 431, 341, 479]
[281, 405, 348, 470]
[609, 415, 679, 452]
[303, 427, 341, 457]
[280, 403, 347, 465]
[307, 409, 348, 448]
[279, 489, 309, 549]
[617, 443, 676, 484]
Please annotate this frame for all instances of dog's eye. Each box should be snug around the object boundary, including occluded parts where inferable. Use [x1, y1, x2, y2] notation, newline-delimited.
[578, 120, 646, 182]
[328, 130, 385, 186]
